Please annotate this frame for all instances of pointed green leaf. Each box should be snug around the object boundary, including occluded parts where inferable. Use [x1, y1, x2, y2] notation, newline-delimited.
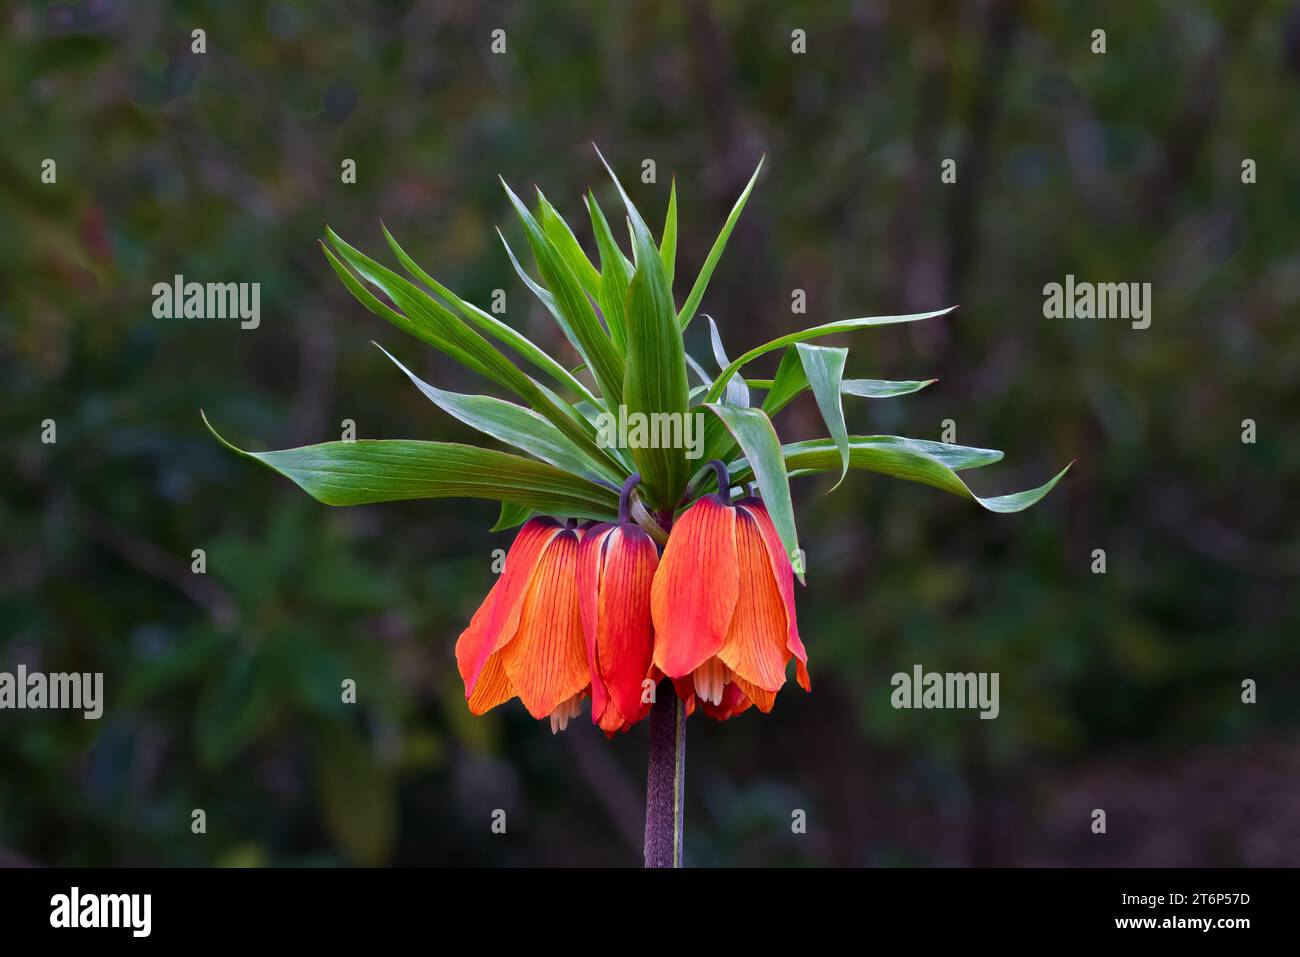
[841, 378, 938, 398]
[795, 342, 849, 490]
[678, 156, 764, 331]
[727, 435, 1068, 514]
[497, 228, 569, 335]
[592, 143, 658, 245]
[702, 403, 802, 576]
[660, 177, 677, 287]
[595, 149, 692, 509]
[705, 306, 956, 403]
[586, 191, 633, 273]
[696, 312, 951, 473]
[322, 238, 616, 474]
[381, 224, 600, 407]
[501, 179, 625, 407]
[585, 190, 632, 353]
[324, 232, 511, 389]
[685, 352, 713, 388]
[204, 412, 619, 520]
[536, 189, 602, 299]
[708, 315, 751, 407]
[376, 344, 624, 485]
[760, 344, 937, 416]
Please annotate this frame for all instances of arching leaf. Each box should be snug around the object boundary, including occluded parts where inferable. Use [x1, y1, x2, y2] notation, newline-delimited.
[204, 413, 619, 520]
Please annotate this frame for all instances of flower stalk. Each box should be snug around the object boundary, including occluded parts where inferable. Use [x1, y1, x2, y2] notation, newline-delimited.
[644, 684, 686, 867]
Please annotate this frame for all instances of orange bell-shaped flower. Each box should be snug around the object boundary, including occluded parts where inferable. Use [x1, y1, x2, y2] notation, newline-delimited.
[578, 475, 659, 735]
[652, 462, 809, 719]
[456, 517, 590, 732]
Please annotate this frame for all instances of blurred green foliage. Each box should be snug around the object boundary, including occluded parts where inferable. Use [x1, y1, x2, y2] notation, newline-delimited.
[2, 0, 1298, 866]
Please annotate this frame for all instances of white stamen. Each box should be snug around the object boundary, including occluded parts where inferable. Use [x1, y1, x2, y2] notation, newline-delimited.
[693, 658, 730, 706]
[548, 693, 584, 734]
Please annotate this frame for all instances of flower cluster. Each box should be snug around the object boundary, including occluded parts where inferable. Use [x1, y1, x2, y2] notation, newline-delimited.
[208, 149, 1067, 742]
[456, 464, 809, 734]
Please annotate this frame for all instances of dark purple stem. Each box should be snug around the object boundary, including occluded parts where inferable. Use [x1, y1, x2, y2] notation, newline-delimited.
[618, 472, 642, 525]
[644, 683, 685, 867]
[706, 459, 731, 504]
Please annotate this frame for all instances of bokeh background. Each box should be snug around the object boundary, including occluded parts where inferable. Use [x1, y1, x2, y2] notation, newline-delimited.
[3, 0, 1298, 867]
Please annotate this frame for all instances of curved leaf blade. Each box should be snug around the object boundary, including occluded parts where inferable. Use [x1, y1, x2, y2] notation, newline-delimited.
[678, 156, 765, 331]
[585, 190, 633, 353]
[760, 344, 938, 417]
[536, 190, 601, 298]
[728, 435, 1067, 514]
[660, 177, 678, 287]
[706, 306, 956, 403]
[501, 179, 625, 407]
[708, 315, 751, 407]
[841, 378, 938, 398]
[322, 238, 617, 474]
[703, 403, 802, 577]
[794, 342, 849, 490]
[375, 344, 624, 485]
[380, 224, 600, 407]
[324, 233, 511, 389]
[685, 352, 713, 389]
[203, 413, 619, 519]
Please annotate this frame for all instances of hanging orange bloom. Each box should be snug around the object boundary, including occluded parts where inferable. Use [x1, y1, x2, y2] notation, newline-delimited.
[577, 479, 659, 735]
[651, 464, 809, 719]
[455, 517, 591, 733]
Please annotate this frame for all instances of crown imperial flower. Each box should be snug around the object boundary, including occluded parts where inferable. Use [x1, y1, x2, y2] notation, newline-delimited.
[651, 462, 809, 718]
[210, 146, 1068, 865]
[577, 475, 659, 735]
[455, 518, 590, 731]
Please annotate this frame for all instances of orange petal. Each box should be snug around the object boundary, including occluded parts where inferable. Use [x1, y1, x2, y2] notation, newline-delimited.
[596, 705, 629, 735]
[594, 525, 658, 726]
[651, 496, 739, 678]
[717, 508, 790, 693]
[456, 518, 563, 700]
[731, 674, 777, 713]
[739, 500, 809, 686]
[577, 524, 617, 723]
[467, 652, 515, 715]
[500, 529, 591, 719]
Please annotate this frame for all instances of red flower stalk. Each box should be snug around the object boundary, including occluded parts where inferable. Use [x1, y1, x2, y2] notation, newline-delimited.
[455, 518, 590, 732]
[578, 474, 659, 736]
[651, 461, 810, 719]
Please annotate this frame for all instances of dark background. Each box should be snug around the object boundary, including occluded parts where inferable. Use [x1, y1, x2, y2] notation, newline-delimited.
[2, 0, 1297, 867]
